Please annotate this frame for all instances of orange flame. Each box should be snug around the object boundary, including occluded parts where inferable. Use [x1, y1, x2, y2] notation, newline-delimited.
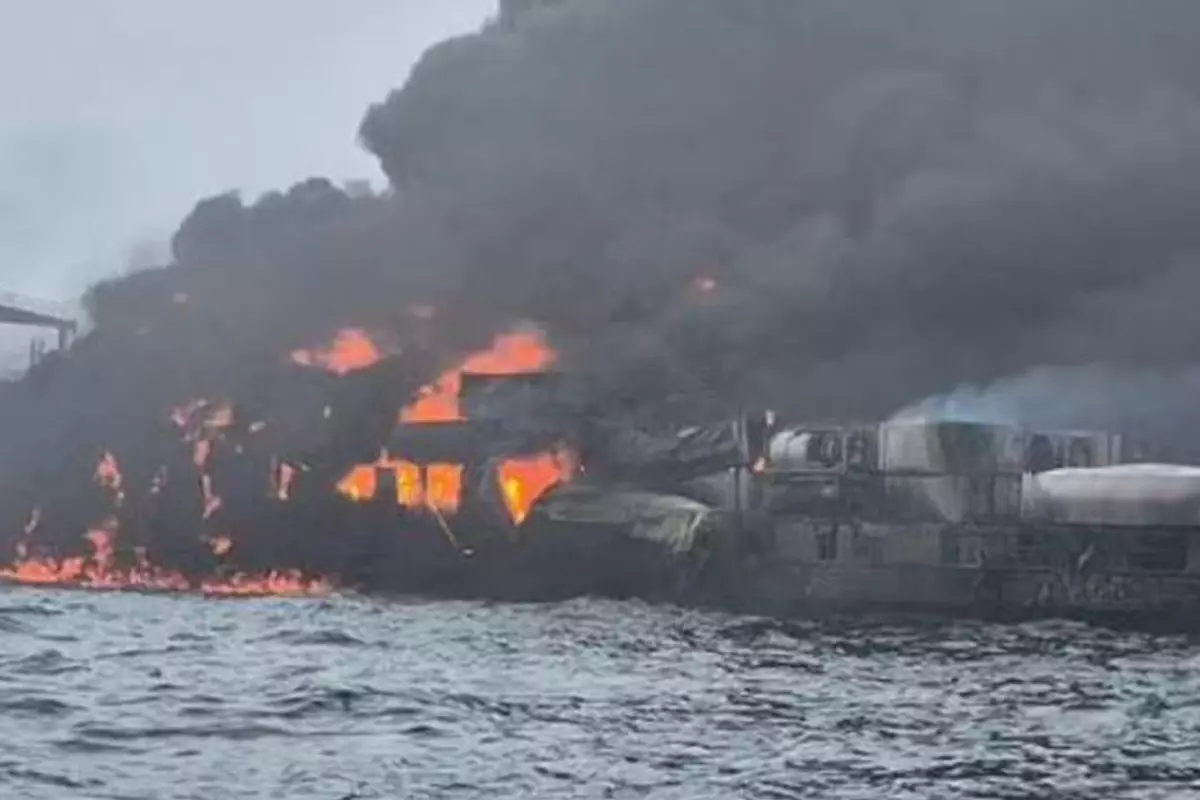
[290, 328, 388, 375]
[199, 571, 333, 598]
[0, 526, 189, 592]
[426, 463, 463, 513]
[336, 464, 375, 502]
[335, 327, 574, 525]
[0, 447, 330, 597]
[336, 459, 461, 513]
[401, 330, 556, 423]
[336, 450, 424, 505]
[0, 528, 331, 597]
[498, 449, 577, 524]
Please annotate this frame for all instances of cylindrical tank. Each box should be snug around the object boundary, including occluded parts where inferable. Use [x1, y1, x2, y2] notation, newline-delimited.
[766, 425, 878, 473]
[1020, 463, 1200, 527]
[767, 427, 844, 471]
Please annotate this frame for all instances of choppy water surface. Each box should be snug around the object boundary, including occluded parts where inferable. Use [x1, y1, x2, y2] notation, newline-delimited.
[1, 589, 1199, 799]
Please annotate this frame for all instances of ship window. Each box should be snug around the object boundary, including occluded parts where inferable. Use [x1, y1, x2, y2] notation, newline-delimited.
[816, 528, 838, 561]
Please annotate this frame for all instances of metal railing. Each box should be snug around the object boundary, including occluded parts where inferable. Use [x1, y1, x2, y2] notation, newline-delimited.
[0, 290, 75, 324]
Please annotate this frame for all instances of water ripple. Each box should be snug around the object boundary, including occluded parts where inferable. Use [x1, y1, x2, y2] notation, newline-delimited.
[0, 592, 1196, 798]
[3, 649, 87, 676]
[0, 695, 79, 717]
[260, 628, 371, 647]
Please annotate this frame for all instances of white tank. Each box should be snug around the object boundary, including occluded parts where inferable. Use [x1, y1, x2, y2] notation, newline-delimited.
[1020, 463, 1200, 527]
[768, 428, 834, 469]
[766, 425, 876, 472]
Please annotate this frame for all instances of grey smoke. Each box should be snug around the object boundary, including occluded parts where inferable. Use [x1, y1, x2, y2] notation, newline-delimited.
[63, 0, 1200, 452]
[892, 365, 1200, 447]
[350, 0, 1200, 436]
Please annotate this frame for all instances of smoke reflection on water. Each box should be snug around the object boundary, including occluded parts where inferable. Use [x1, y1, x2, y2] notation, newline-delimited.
[0, 589, 1198, 799]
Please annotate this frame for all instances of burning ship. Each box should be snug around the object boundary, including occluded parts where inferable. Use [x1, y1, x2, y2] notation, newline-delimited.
[6, 317, 1200, 627]
[0, 325, 581, 598]
[0, 320, 714, 601]
[6, 0, 1200, 628]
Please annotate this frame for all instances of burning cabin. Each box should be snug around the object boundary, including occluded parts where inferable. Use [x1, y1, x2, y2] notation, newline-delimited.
[330, 350, 581, 545]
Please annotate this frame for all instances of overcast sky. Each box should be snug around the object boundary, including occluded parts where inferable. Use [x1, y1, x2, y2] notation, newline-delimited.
[0, 0, 494, 308]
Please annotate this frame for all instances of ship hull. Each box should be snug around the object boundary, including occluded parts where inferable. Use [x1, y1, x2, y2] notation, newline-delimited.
[339, 508, 1200, 632]
[690, 518, 1200, 630]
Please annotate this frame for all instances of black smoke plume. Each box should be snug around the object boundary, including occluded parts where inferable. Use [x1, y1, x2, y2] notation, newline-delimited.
[5, 0, 1200, 573]
[362, 0, 1200, 431]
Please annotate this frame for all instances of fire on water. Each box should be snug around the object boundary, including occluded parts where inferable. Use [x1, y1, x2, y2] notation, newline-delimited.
[0, 529, 331, 597]
[0, 446, 333, 598]
[1, 326, 570, 597]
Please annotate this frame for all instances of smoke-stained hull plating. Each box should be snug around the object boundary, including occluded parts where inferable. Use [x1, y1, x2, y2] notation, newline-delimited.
[697, 521, 1200, 627]
[643, 419, 1200, 629]
[369, 417, 1200, 624]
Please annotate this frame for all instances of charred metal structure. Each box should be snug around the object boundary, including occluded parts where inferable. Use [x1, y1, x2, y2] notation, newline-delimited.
[569, 414, 1200, 625]
[8, 338, 1200, 627]
[0, 291, 77, 366]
